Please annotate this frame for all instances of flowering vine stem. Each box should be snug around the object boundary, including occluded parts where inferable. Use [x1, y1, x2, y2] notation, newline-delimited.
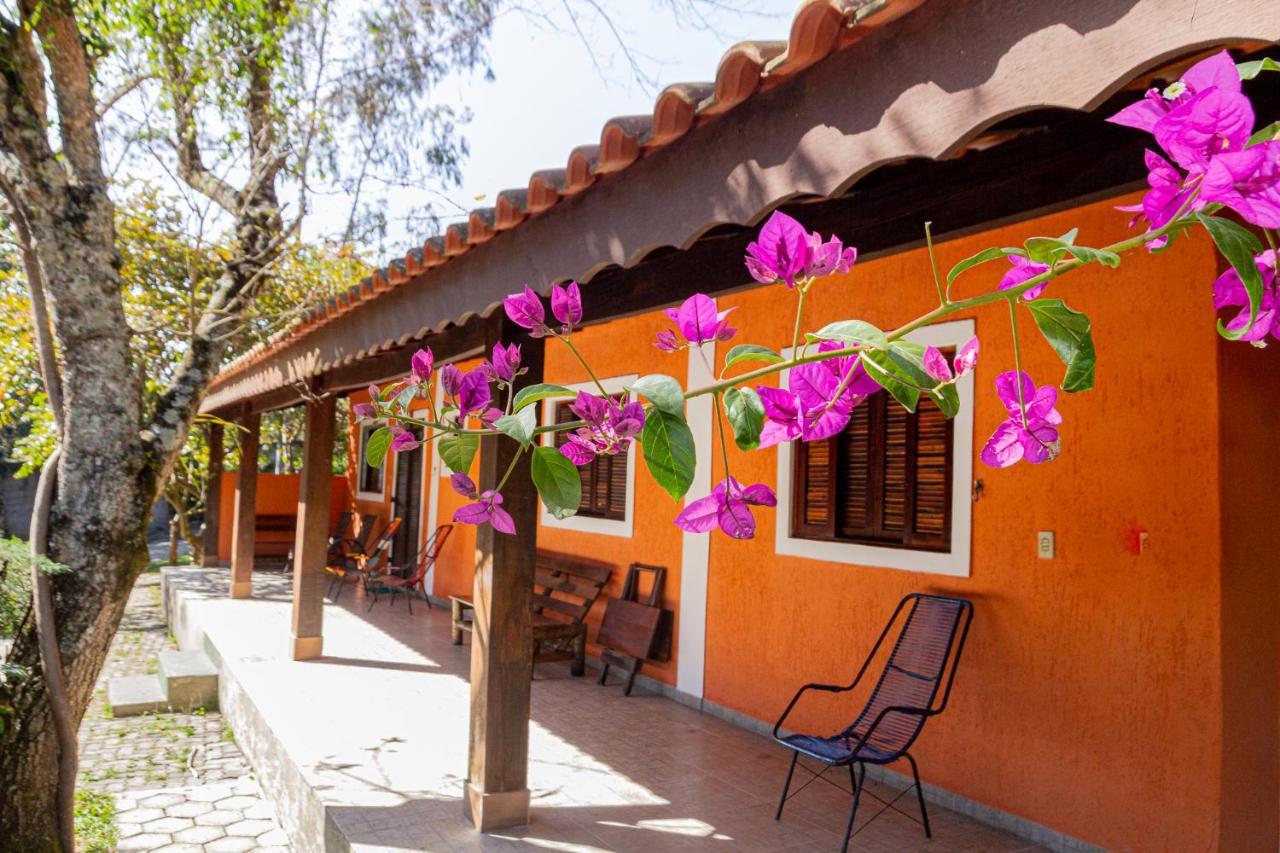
[925, 221, 947, 306]
[1006, 296, 1028, 426]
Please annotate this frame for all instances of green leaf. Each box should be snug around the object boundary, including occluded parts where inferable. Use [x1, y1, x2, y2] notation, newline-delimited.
[1238, 57, 1280, 80]
[1026, 298, 1097, 392]
[629, 374, 684, 415]
[946, 246, 1024, 286]
[640, 409, 696, 500]
[513, 383, 574, 412]
[1065, 245, 1120, 268]
[807, 320, 888, 350]
[1248, 120, 1280, 147]
[531, 446, 581, 520]
[926, 383, 961, 419]
[494, 407, 536, 447]
[364, 427, 392, 468]
[1024, 229, 1078, 265]
[438, 432, 479, 475]
[724, 387, 765, 451]
[723, 344, 784, 369]
[859, 351, 921, 412]
[1197, 212, 1264, 339]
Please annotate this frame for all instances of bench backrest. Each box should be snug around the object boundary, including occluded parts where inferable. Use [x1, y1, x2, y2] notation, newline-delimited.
[533, 551, 613, 626]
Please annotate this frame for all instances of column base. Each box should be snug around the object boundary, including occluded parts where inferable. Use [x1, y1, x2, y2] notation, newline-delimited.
[290, 634, 323, 661]
[230, 580, 253, 599]
[464, 782, 530, 831]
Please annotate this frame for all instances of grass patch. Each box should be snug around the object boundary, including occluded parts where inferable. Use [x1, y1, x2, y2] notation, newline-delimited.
[74, 789, 118, 853]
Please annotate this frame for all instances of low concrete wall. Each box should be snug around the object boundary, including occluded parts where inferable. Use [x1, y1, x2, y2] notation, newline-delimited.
[161, 569, 333, 852]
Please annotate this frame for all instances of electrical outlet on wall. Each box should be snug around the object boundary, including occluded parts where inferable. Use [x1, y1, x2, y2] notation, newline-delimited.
[1037, 531, 1055, 560]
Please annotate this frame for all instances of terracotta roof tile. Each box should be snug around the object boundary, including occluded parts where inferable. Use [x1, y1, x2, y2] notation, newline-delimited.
[211, 0, 916, 387]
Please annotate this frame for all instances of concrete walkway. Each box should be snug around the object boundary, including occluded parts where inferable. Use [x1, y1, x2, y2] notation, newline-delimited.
[163, 567, 1046, 853]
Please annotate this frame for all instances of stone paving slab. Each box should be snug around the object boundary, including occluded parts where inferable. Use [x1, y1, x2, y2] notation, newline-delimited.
[78, 571, 292, 851]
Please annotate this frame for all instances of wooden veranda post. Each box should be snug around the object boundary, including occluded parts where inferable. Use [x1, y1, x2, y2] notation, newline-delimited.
[290, 396, 335, 660]
[230, 408, 261, 598]
[464, 314, 545, 831]
[201, 422, 224, 567]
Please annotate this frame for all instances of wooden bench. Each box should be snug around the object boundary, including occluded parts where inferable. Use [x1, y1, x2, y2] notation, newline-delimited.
[450, 551, 613, 676]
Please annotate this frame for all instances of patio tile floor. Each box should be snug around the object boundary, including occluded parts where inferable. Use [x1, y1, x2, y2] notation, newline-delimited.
[164, 568, 1045, 852]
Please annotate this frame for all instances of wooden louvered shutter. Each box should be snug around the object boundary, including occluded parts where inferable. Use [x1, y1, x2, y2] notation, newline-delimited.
[793, 363, 953, 552]
[553, 398, 629, 521]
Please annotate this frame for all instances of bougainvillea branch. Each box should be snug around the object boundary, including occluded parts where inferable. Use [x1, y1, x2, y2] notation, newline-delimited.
[360, 50, 1277, 539]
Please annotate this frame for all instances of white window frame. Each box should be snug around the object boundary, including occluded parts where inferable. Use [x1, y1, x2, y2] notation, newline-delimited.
[355, 421, 389, 502]
[773, 319, 974, 577]
[538, 374, 638, 538]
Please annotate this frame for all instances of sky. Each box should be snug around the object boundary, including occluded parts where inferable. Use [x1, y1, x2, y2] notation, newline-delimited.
[306, 0, 804, 254]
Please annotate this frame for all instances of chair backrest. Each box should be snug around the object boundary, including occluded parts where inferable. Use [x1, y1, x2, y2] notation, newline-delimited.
[843, 594, 972, 761]
[404, 524, 453, 586]
[329, 511, 353, 543]
[533, 551, 613, 625]
[352, 513, 379, 549]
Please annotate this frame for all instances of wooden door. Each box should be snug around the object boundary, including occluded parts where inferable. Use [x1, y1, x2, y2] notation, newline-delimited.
[390, 433, 423, 567]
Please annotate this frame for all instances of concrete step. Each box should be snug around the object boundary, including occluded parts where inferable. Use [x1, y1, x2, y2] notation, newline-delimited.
[157, 650, 219, 712]
[106, 675, 169, 717]
[106, 650, 219, 717]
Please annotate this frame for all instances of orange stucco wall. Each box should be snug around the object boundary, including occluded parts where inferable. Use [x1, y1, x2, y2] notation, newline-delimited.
[333, 192, 1277, 849]
[1216, 336, 1280, 850]
[215, 471, 349, 561]
[702, 194, 1233, 851]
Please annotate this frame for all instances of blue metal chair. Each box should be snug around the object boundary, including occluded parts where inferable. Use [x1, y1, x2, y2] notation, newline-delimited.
[772, 593, 973, 852]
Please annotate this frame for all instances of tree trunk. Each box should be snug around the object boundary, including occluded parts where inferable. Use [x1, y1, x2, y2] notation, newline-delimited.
[0, 197, 156, 849]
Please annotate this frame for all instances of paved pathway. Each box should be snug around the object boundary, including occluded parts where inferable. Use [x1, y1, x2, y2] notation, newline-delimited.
[78, 571, 292, 851]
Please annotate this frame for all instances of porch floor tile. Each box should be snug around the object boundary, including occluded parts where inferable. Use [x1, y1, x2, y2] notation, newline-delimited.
[163, 568, 1044, 852]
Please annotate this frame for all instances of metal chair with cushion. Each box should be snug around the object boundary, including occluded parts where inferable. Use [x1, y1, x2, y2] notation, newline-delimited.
[366, 524, 453, 613]
[772, 593, 973, 852]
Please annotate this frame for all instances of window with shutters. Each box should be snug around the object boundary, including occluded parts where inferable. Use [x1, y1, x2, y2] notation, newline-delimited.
[773, 320, 974, 577]
[539, 374, 638, 537]
[791, 390, 953, 551]
[554, 399, 628, 521]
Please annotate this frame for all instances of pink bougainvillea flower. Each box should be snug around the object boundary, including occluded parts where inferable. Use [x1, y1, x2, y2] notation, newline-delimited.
[503, 286, 546, 334]
[654, 329, 679, 352]
[1200, 141, 1280, 228]
[483, 342, 522, 383]
[756, 342, 880, 448]
[479, 407, 504, 429]
[352, 402, 375, 420]
[558, 392, 646, 465]
[658, 293, 736, 348]
[410, 347, 434, 385]
[674, 476, 777, 540]
[1213, 250, 1279, 341]
[453, 489, 515, 534]
[954, 336, 980, 377]
[981, 371, 1063, 468]
[1116, 150, 1205, 249]
[923, 338, 980, 383]
[455, 368, 491, 417]
[804, 232, 858, 278]
[1153, 85, 1254, 174]
[449, 473, 477, 498]
[923, 346, 953, 383]
[998, 254, 1052, 300]
[1108, 50, 1242, 134]
[367, 383, 382, 402]
[551, 280, 583, 328]
[745, 210, 810, 288]
[440, 364, 462, 397]
[390, 429, 419, 453]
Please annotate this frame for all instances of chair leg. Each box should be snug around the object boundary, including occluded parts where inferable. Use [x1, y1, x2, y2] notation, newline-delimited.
[905, 752, 931, 838]
[570, 631, 586, 677]
[405, 589, 413, 615]
[841, 763, 865, 853]
[775, 752, 798, 821]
